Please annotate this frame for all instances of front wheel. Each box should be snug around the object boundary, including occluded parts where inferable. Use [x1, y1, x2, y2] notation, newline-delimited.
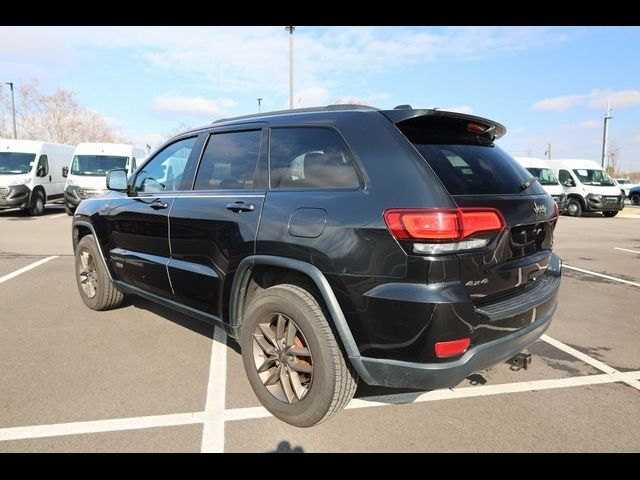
[28, 191, 45, 216]
[631, 193, 640, 205]
[603, 211, 619, 217]
[565, 198, 583, 217]
[75, 234, 124, 311]
[240, 284, 358, 427]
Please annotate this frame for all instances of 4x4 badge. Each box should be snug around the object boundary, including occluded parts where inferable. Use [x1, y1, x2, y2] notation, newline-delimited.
[533, 202, 546, 215]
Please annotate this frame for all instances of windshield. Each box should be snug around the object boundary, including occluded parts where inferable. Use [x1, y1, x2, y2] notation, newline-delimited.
[525, 167, 559, 186]
[572, 169, 616, 186]
[71, 155, 128, 176]
[0, 152, 35, 175]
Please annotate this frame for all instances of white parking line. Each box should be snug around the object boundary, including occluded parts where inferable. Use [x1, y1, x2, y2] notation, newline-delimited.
[200, 327, 228, 453]
[541, 335, 640, 391]
[564, 264, 640, 288]
[223, 371, 640, 422]
[613, 247, 640, 255]
[0, 256, 58, 285]
[0, 412, 205, 443]
[48, 213, 68, 219]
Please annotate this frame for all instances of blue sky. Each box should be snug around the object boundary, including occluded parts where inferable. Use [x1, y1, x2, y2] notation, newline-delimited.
[1, 26, 639, 171]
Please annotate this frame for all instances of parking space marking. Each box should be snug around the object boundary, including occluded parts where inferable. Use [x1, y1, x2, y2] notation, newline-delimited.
[222, 371, 640, 422]
[541, 335, 640, 391]
[0, 256, 58, 285]
[613, 247, 640, 255]
[0, 412, 205, 443]
[563, 264, 640, 288]
[200, 327, 228, 453]
[48, 213, 68, 219]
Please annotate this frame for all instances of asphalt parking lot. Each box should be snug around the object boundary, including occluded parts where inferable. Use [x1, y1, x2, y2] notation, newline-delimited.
[0, 204, 639, 452]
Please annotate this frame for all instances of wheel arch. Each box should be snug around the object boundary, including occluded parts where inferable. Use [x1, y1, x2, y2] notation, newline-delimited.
[566, 194, 586, 209]
[72, 220, 114, 282]
[230, 255, 374, 383]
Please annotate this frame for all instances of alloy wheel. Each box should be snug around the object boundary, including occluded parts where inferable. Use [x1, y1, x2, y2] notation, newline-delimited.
[78, 249, 98, 299]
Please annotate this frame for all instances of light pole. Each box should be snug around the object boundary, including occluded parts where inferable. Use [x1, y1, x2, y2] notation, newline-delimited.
[4, 82, 17, 139]
[285, 26, 295, 110]
[257, 97, 263, 113]
[601, 102, 612, 169]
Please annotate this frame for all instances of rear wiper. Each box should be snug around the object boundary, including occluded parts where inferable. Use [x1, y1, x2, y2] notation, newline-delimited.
[520, 176, 539, 191]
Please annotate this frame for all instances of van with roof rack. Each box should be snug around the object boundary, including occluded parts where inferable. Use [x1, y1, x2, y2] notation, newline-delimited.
[71, 104, 562, 427]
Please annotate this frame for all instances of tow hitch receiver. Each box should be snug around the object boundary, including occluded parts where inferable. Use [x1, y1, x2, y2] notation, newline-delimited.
[507, 352, 532, 371]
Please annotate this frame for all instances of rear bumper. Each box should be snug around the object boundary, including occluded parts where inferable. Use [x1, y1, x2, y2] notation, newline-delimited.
[354, 253, 562, 389]
[356, 304, 554, 389]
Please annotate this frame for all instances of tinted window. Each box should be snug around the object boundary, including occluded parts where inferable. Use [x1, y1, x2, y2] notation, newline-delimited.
[413, 144, 537, 195]
[270, 128, 360, 189]
[194, 130, 261, 191]
[134, 137, 196, 193]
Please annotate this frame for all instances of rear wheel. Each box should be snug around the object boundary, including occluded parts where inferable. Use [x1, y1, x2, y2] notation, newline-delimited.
[75, 234, 124, 311]
[28, 191, 45, 216]
[631, 193, 640, 205]
[602, 211, 618, 217]
[240, 283, 358, 427]
[565, 198, 582, 217]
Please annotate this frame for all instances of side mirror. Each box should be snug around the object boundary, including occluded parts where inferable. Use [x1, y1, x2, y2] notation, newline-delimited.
[62, 166, 68, 178]
[106, 169, 128, 193]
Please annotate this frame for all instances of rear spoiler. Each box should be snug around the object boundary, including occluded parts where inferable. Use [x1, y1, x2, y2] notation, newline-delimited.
[380, 109, 506, 141]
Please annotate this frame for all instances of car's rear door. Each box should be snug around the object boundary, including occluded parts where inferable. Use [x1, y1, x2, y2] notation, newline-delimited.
[167, 124, 268, 319]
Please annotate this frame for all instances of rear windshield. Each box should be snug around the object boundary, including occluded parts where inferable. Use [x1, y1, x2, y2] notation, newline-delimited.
[412, 144, 540, 195]
[525, 167, 559, 186]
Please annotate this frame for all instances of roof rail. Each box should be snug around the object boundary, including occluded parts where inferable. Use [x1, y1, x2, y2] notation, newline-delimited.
[212, 104, 380, 124]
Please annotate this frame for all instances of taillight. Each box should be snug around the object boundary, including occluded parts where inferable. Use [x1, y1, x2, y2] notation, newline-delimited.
[435, 338, 471, 358]
[384, 208, 504, 254]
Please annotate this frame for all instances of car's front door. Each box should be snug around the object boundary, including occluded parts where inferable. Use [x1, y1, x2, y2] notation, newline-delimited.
[168, 126, 268, 319]
[107, 136, 200, 297]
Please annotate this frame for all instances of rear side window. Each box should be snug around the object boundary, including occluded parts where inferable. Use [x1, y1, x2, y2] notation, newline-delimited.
[269, 128, 360, 189]
[194, 130, 261, 190]
[412, 144, 537, 195]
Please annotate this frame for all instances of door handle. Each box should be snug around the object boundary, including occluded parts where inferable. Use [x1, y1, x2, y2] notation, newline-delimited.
[226, 202, 255, 212]
[49, 175, 52, 182]
[149, 200, 169, 210]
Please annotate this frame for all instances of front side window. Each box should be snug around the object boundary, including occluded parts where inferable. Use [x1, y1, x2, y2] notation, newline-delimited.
[558, 170, 574, 186]
[0, 152, 35, 174]
[269, 127, 360, 189]
[194, 130, 262, 190]
[37, 155, 49, 177]
[134, 137, 196, 193]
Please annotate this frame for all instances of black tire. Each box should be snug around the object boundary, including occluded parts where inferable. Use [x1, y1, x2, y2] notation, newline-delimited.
[65, 204, 75, 216]
[631, 193, 640, 206]
[75, 234, 124, 311]
[240, 283, 358, 427]
[603, 211, 618, 217]
[28, 190, 45, 216]
[565, 198, 583, 217]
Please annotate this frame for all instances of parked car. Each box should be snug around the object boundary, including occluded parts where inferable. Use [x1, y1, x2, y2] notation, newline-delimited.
[514, 156, 567, 213]
[63, 143, 146, 215]
[629, 185, 640, 205]
[615, 178, 638, 198]
[547, 159, 625, 217]
[0, 139, 74, 215]
[71, 105, 562, 427]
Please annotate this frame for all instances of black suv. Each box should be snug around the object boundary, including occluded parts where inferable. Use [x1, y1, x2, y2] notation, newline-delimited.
[71, 105, 562, 427]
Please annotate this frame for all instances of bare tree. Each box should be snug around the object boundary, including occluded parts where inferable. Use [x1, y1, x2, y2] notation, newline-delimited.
[0, 79, 121, 144]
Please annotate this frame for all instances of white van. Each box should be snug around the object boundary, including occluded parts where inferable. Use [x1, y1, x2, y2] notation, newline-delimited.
[0, 139, 74, 215]
[547, 159, 625, 217]
[514, 157, 567, 213]
[64, 143, 146, 215]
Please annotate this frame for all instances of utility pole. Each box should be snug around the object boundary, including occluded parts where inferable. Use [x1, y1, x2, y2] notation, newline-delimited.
[4, 82, 17, 139]
[257, 97, 263, 113]
[285, 26, 295, 110]
[545, 144, 552, 160]
[601, 102, 612, 169]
